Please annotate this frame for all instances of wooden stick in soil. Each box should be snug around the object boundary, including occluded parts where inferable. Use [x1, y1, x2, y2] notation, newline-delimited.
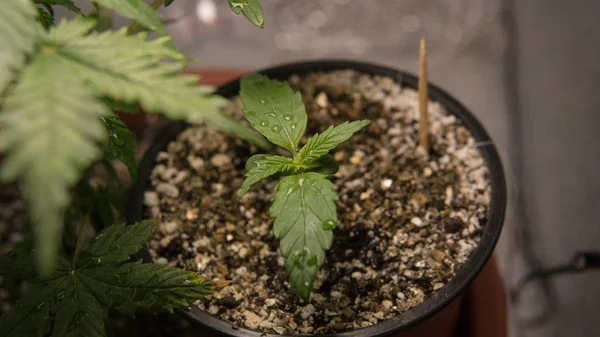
[418, 37, 430, 152]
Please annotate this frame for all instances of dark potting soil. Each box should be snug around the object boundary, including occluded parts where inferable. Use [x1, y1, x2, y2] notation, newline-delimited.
[144, 70, 491, 335]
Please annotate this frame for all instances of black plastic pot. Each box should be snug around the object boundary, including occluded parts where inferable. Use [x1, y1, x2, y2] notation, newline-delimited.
[127, 60, 507, 337]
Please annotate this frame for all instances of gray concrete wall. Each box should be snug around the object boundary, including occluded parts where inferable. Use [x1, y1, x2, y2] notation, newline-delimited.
[509, 0, 600, 336]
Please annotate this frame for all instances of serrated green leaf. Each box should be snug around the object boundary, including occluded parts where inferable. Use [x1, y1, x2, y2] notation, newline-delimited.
[47, 16, 97, 42]
[39, 3, 54, 16]
[239, 155, 295, 197]
[50, 276, 106, 337]
[47, 18, 178, 58]
[34, 0, 82, 14]
[271, 173, 338, 300]
[228, 0, 246, 14]
[79, 261, 213, 315]
[240, 74, 307, 153]
[101, 96, 139, 113]
[245, 153, 268, 171]
[0, 0, 39, 93]
[228, 0, 264, 28]
[101, 115, 138, 180]
[242, 0, 264, 28]
[91, 0, 168, 36]
[78, 221, 155, 265]
[309, 154, 339, 175]
[42, 18, 269, 149]
[0, 277, 69, 337]
[0, 221, 213, 336]
[296, 120, 370, 166]
[0, 52, 110, 274]
[36, 6, 55, 29]
[0, 239, 37, 282]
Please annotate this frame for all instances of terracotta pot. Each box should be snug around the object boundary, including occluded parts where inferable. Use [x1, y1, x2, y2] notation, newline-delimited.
[126, 61, 507, 337]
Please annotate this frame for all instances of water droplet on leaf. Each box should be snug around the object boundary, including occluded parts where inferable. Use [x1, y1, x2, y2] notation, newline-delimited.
[323, 219, 336, 230]
[267, 113, 276, 117]
[290, 123, 297, 129]
[111, 133, 125, 146]
[283, 115, 292, 121]
[34, 302, 44, 311]
[260, 120, 269, 127]
[271, 125, 282, 132]
[260, 100, 266, 104]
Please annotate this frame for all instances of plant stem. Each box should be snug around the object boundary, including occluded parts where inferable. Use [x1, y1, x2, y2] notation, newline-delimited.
[127, 0, 165, 35]
[101, 159, 122, 190]
[93, 3, 113, 32]
[72, 212, 91, 268]
[418, 37, 430, 152]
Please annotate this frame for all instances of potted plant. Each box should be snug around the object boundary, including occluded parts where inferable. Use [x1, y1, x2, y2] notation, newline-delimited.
[128, 59, 507, 336]
[0, 0, 267, 336]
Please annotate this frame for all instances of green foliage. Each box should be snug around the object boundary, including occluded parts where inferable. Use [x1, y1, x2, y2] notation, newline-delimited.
[239, 155, 295, 196]
[165, 0, 175, 7]
[0, 0, 39, 94]
[0, 0, 271, 333]
[0, 14, 269, 274]
[0, 221, 214, 337]
[36, 6, 55, 29]
[80, 222, 153, 264]
[101, 96, 139, 113]
[91, 0, 168, 36]
[101, 115, 138, 180]
[34, 0, 82, 14]
[239, 74, 370, 300]
[271, 173, 338, 300]
[228, 0, 264, 28]
[69, 178, 123, 232]
[0, 51, 111, 274]
[296, 120, 371, 166]
[240, 74, 307, 154]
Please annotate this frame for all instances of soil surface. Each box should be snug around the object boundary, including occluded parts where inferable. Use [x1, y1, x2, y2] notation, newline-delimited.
[144, 70, 491, 335]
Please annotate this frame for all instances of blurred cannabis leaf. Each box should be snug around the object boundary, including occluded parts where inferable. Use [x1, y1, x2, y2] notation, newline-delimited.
[0, 0, 269, 275]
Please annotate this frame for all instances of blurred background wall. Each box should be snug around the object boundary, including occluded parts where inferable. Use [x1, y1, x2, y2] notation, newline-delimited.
[59, 1, 600, 336]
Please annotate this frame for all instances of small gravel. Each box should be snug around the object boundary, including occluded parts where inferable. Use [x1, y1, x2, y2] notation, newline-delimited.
[145, 70, 491, 335]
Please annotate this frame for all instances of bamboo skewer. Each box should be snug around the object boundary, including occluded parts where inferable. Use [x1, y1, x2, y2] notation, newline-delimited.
[418, 37, 429, 152]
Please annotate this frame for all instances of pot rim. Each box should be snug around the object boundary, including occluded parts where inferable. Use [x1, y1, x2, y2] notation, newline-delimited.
[127, 59, 507, 337]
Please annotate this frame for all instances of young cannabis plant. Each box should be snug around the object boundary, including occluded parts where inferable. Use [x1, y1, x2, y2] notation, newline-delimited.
[239, 74, 371, 300]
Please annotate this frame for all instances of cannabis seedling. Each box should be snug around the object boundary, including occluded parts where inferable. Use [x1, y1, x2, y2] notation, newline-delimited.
[239, 74, 370, 300]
